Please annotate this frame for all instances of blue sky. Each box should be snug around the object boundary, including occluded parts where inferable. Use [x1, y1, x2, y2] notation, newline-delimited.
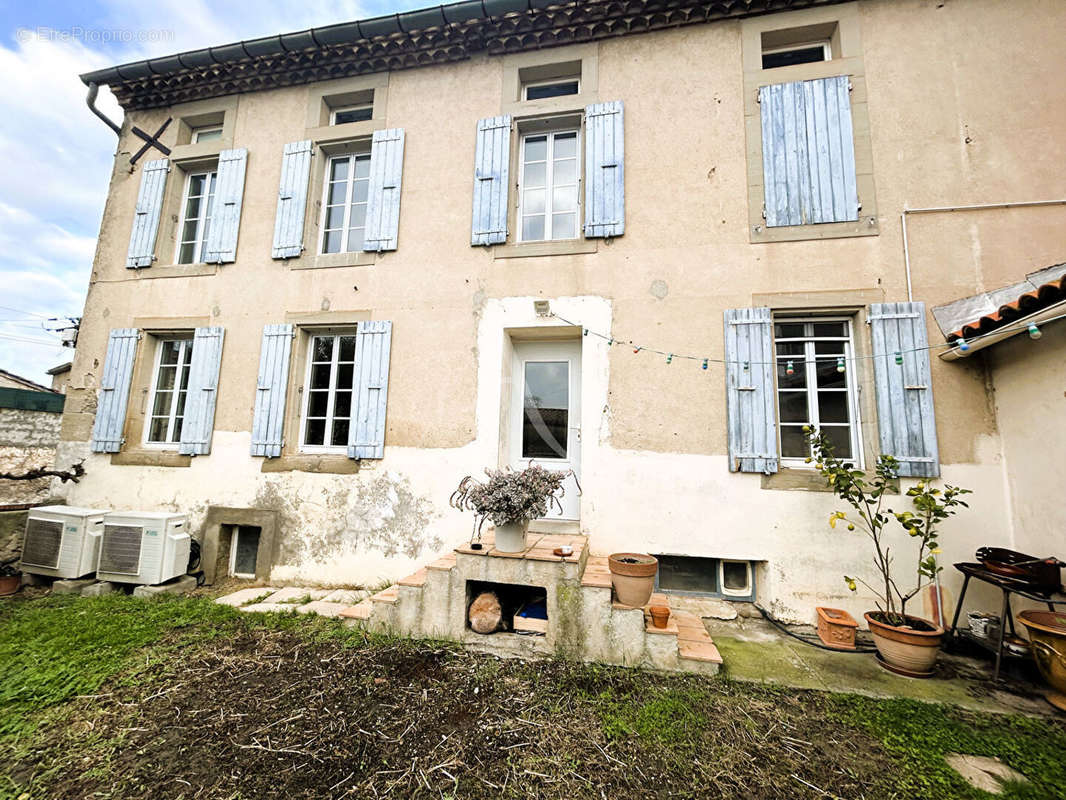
[0, 0, 427, 383]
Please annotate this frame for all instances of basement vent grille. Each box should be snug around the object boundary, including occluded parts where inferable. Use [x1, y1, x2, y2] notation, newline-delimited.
[22, 518, 63, 568]
[100, 524, 143, 575]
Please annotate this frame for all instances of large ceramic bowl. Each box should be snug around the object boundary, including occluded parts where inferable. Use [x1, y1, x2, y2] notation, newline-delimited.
[1018, 610, 1066, 710]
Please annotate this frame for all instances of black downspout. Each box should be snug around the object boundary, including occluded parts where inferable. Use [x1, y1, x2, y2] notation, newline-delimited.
[86, 82, 122, 137]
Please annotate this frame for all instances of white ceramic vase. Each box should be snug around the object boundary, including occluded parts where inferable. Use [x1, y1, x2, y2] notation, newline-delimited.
[494, 520, 529, 553]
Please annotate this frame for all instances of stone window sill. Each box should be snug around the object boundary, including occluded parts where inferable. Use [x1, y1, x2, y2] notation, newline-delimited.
[493, 239, 598, 259]
[261, 454, 360, 474]
[289, 251, 378, 270]
[750, 216, 879, 244]
[132, 263, 219, 279]
[761, 468, 897, 493]
[111, 450, 191, 468]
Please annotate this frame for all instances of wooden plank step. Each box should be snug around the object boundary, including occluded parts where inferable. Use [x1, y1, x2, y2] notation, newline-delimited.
[398, 569, 427, 587]
[338, 601, 372, 620]
[370, 586, 398, 604]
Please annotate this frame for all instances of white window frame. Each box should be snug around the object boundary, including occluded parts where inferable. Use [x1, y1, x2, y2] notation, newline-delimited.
[773, 315, 863, 468]
[330, 104, 373, 125]
[175, 169, 217, 264]
[318, 152, 372, 255]
[298, 330, 358, 454]
[228, 526, 259, 579]
[143, 336, 194, 448]
[191, 125, 223, 143]
[517, 128, 581, 243]
[522, 77, 581, 101]
[761, 40, 832, 67]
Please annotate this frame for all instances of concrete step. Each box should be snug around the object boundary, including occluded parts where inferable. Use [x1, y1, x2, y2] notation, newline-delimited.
[338, 600, 373, 621]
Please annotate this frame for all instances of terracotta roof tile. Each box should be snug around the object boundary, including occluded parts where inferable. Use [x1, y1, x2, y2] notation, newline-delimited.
[948, 273, 1066, 342]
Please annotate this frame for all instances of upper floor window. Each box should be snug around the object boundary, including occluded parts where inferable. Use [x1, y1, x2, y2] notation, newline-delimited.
[761, 40, 830, 69]
[191, 125, 223, 143]
[523, 79, 579, 101]
[146, 337, 193, 445]
[176, 170, 217, 264]
[331, 104, 373, 125]
[519, 129, 579, 242]
[773, 317, 861, 466]
[320, 153, 371, 254]
[300, 333, 357, 452]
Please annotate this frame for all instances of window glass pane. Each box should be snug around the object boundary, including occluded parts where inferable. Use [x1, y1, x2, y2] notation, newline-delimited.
[184, 195, 202, 221]
[337, 364, 354, 389]
[175, 391, 188, 417]
[815, 340, 845, 355]
[233, 527, 260, 575]
[813, 322, 846, 338]
[524, 188, 545, 215]
[354, 157, 371, 179]
[328, 182, 348, 204]
[349, 203, 367, 229]
[330, 158, 349, 182]
[525, 81, 579, 100]
[339, 336, 356, 361]
[553, 159, 577, 186]
[331, 419, 350, 447]
[553, 132, 577, 158]
[346, 228, 365, 252]
[551, 213, 576, 239]
[304, 418, 326, 446]
[322, 231, 342, 253]
[815, 360, 847, 389]
[189, 174, 205, 195]
[552, 186, 577, 212]
[310, 363, 332, 390]
[308, 391, 328, 417]
[193, 127, 222, 142]
[352, 179, 369, 204]
[776, 360, 806, 389]
[522, 216, 545, 242]
[325, 206, 345, 230]
[160, 341, 181, 364]
[334, 391, 352, 418]
[822, 425, 852, 459]
[171, 417, 184, 441]
[774, 322, 805, 339]
[178, 243, 196, 263]
[777, 391, 809, 423]
[524, 136, 547, 162]
[148, 418, 168, 442]
[522, 361, 569, 459]
[655, 555, 718, 593]
[523, 162, 546, 189]
[762, 45, 827, 70]
[333, 106, 372, 124]
[721, 561, 751, 592]
[313, 337, 333, 362]
[779, 425, 809, 458]
[151, 390, 172, 417]
[156, 366, 176, 391]
[817, 392, 850, 424]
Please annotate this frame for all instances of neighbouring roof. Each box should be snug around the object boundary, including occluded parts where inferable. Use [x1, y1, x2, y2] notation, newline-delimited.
[0, 368, 58, 394]
[46, 362, 72, 376]
[81, 0, 844, 110]
[932, 263, 1066, 343]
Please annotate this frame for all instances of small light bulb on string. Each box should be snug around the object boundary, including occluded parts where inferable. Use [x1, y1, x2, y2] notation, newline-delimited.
[836, 357, 846, 374]
[958, 337, 970, 354]
[894, 351, 903, 366]
[633, 345, 640, 354]
[583, 328, 588, 337]
[785, 360, 795, 376]
[666, 353, 673, 364]
[743, 361, 750, 372]
[1028, 323, 1042, 340]
[608, 338, 614, 346]
[702, 358, 708, 370]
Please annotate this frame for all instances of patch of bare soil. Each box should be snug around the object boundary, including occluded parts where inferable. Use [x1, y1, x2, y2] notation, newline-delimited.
[14, 628, 896, 799]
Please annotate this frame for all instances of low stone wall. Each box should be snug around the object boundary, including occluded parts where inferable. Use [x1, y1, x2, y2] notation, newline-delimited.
[0, 509, 27, 563]
[0, 396, 63, 507]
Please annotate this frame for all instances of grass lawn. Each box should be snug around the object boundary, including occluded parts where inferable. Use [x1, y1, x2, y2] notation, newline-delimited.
[1, 593, 1064, 799]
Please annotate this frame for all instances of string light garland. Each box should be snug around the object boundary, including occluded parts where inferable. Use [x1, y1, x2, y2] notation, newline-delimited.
[548, 307, 1063, 369]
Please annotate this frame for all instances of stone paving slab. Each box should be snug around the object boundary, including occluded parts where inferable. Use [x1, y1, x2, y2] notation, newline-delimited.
[296, 601, 350, 618]
[215, 587, 277, 607]
[133, 575, 199, 598]
[239, 602, 298, 614]
[262, 587, 330, 604]
[321, 588, 369, 604]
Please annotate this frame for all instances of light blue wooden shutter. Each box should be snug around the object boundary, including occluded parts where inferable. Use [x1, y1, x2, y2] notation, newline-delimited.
[869, 302, 940, 478]
[724, 308, 778, 474]
[272, 140, 313, 259]
[91, 328, 140, 452]
[759, 76, 858, 227]
[203, 147, 248, 263]
[250, 324, 294, 458]
[584, 101, 625, 238]
[471, 115, 511, 246]
[363, 129, 405, 252]
[126, 159, 169, 268]
[179, 326, 225, 456]
[347, 321, 392, 460]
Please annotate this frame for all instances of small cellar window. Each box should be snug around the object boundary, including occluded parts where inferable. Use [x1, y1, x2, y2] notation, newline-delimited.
[654, 555, 756, 601]
[229, 525, 261, 579]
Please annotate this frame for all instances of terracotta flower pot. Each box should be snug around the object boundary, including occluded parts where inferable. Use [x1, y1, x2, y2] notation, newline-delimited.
[494, 520, 529, 553]
[816, 606, 858, 650]
[649, 605, 671, 629]
[865, 611, 945, 676]
[0, 575, 20, 597]
[608, 553, 658, 607]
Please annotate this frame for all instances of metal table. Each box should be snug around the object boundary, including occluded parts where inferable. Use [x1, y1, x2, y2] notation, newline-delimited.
[948, 562, 1066, 680]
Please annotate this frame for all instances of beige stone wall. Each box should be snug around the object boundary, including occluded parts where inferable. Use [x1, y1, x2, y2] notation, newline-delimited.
[0, 407, 61, 506]
[56, 0, 1066, 619]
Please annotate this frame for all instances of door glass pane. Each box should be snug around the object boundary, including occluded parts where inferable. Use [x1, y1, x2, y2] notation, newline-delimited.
[777, 391, 809, 423]
[331, 419, 349, 447]
[233, 527, 260, 576]
[522, 361, 569, 459]
[822, 425, 852, 459]
[779, 425, 808, 458]
[817, 392, 850, 424]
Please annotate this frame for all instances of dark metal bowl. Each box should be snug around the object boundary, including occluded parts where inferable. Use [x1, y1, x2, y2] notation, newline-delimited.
[976, 547, 1062, 592]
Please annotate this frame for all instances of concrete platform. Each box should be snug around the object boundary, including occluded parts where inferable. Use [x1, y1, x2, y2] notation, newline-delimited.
[132, 574, 199, 597]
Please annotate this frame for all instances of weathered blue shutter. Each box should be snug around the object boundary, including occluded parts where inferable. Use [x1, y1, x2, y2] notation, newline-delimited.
[91, 328, 140, 452]
[759, 76, 858, 227]
[250, 324, 294, 458]
[179, 326, 225, 456]
[363, 129, 404, 252]
[347, 321, 392, 460]
[126, 159, 169, 268]
[203, 147, 248, 263]
[584, 101, 625, 238]
[869, 302, 940, 477]
[471, 116, 511, 246]
[724, 308, 778, 474]
[272, 140, 313, 259]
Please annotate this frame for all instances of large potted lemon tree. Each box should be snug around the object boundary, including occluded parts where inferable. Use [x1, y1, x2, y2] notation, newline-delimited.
[805, 428, 971, 677]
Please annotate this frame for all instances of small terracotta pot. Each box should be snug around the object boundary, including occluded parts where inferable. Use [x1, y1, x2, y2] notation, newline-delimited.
[816, 606, 858, 650]
[649, 605, 671, 629]
[865, 611, 944, 676]
[0, 575, 20, 597]
[608, 553, 658, 607]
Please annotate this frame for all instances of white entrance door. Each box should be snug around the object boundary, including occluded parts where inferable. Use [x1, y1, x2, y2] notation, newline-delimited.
[509, 340, 582, 520]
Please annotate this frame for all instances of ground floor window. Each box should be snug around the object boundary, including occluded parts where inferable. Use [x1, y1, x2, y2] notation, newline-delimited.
[229, 525, 261, 579]
[773, 317, 862, 466]
[146, 337, 193, 445]
[300, 332, 357, 452]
